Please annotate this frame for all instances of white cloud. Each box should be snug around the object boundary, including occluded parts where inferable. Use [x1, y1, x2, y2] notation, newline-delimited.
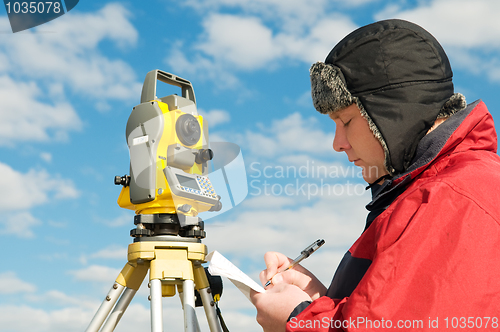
[0, 3, 141, 102]
[376, 0, 500, 49]
[242, 112, 334, 158]
[272, 156, 358, 179]
[375, 0, 500, 82]
[68, 265, 121, 283]
[0, 272, 37, 294]
[89, 245, 128, 260]
[194, 13, 357, 71]
[173, 0, 500, 88]
[166, 47, 241, 90]
[0, 212, 42, 238]
[183, 0, 376, 28]
[183, 0, 327, 25]
[0, 285, 233, 332]
[0, 304, 209, 332]
[48, 3, 138, 50]
[198, 14, 280, 70]
[25, 290, 97, 311]
[199, 109, 231, 127]
[79, 245, 128, 265]
[0, 162, 79, 238]
[93, 212, 134, 228]
[239, 195, 297, 210]
[0, 75, 82, 145]
[0, 304, 101, 332]
[166, 9, 357, 87]
[286, 16, 359, 63]
[0, 3, 142, 146]
[0, 162, 79, 211]
[40, 152, 53, 163]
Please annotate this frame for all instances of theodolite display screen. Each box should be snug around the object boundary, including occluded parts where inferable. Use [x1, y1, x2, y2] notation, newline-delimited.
[163, 166, 218, 205]
[176, 174, 201, 190]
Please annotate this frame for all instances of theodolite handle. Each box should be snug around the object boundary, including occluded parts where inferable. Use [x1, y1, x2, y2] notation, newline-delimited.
[140, 69, 196, 104]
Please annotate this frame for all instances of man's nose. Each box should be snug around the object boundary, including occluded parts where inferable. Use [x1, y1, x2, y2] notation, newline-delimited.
[333, 125, 350, 152]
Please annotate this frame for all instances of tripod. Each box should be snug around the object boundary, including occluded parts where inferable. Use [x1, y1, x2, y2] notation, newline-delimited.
[84, 234, 223, 332]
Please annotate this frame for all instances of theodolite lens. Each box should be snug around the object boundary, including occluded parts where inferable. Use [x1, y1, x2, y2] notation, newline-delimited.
[176, 114, 201, 146]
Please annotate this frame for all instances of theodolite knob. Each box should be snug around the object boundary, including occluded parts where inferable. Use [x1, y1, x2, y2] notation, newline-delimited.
[195, 149, 214, 164]
[114, 175, 130, 187]
[178, 204, 192, 213]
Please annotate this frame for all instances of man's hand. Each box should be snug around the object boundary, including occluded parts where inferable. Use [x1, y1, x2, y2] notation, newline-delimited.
[260, 251, 326, 300]
[249, 251, 327, 332]
[250, 283, 312, 332]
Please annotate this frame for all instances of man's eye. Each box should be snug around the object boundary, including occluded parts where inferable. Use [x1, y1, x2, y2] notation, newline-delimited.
[343, 119, 352, 126]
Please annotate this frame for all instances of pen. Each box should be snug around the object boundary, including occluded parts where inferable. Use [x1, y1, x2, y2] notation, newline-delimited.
[264, 239, 325, 288]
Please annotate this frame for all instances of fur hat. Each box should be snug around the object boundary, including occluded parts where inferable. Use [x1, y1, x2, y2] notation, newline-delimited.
[310, 19, 466, 175]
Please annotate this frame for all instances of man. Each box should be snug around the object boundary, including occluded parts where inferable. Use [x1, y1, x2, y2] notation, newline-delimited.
[251, 19, 500, 331]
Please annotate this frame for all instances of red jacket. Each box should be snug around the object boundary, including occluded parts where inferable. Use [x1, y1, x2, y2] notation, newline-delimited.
[287, 100, 500, 331]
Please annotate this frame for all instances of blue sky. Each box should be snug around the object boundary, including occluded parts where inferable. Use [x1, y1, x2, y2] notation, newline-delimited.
[1, 0, 500, 331]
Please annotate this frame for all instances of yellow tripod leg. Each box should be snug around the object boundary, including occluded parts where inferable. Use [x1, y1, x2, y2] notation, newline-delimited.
[116, 261, 150, 290]
[85, 261, 149, 332]
[194, 264, 223, 332]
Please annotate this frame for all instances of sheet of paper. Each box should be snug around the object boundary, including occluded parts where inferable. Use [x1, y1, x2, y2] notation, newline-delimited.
[207, 251, 265, 301]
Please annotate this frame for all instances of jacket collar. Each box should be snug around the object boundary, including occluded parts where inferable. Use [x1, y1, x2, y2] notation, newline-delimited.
[367, 99, 494, 212]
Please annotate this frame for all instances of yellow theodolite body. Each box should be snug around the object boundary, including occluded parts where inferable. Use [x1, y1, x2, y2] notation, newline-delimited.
[116, 70, 219, 219]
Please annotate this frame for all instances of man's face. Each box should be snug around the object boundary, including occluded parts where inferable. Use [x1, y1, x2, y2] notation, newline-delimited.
[329, 103, 388, 184]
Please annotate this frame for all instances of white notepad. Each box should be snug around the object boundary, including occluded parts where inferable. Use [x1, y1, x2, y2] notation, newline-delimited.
[207, 251, 266, 301]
